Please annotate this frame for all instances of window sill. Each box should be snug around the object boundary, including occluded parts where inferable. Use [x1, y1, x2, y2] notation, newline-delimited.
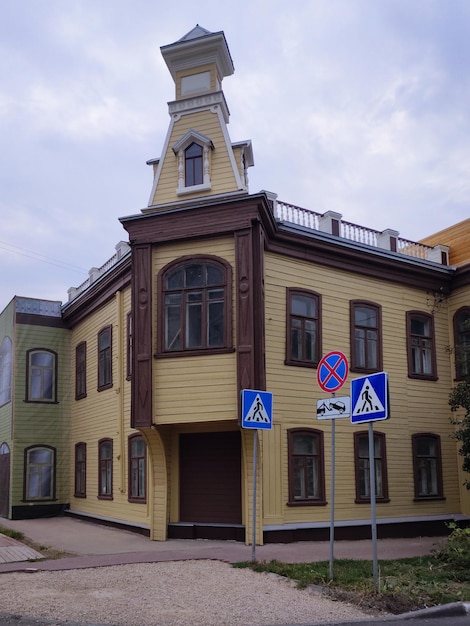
[355, 498, 390, 504]
[97, 495, 113, 501]
[287, 500, 327, 507]
[75, 394, 87, 401]
[176, 182, 211, 196]
[284, 359, 318, 369]
[155, 347, 235, 358]
[350, 367, 381, 374]
[413, 496, 445, 502]
[408, 374, 438, 381]
[74, 494, 87, 499]
[97, 383, 113, 392]
[128, 498, 147, 504]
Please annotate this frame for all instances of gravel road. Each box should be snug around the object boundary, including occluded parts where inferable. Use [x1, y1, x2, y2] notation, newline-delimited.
[0, 560, 376, 626]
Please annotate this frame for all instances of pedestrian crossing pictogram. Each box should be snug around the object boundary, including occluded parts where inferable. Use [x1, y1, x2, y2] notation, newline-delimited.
[351, 372, 389, 424]
[241, 389, 273, 429]
[352, 379, 385, 416]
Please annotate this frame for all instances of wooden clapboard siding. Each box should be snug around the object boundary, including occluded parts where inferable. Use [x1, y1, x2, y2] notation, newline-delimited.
[261, 251, 462, 527]
[421, 218, 470, 266]
[10, 322, 70, 509]
[153, 237, 238, 425]
[150, 109, 239, 207]
[68, 288, 150, 527]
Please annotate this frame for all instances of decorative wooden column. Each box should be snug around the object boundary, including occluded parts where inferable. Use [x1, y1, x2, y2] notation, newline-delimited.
[131, 243, 153, 428]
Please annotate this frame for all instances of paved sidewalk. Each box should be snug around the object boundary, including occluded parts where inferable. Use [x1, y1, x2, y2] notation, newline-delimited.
[0, 515, 446, 573]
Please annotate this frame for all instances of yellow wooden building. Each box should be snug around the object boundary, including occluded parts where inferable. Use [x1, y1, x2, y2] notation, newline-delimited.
[1, 26, 470, 543]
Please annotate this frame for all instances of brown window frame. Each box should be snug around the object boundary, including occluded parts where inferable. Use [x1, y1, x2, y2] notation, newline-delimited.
[98, 438, 113, 500]
[406, 311, 437, 380]
[25, 348, 58, 403]
[97, 326, 113, 391]
[350, 301, 382, 373]
[287, 428, 326, 506]
[412, 433, 444, 500]
[453, 307, 470, 381]
[156, 255, 233, 357]
[353, 431, 389, 503]
[128, 434, 147, 503]
[23, 445, 56, 502]
[75, 342, 87, 400]
[285, 288, 322, 368]
[74, 442, 87, 498]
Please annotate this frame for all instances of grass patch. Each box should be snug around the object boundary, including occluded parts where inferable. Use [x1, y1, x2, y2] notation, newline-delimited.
[0, 525, 24, 541]
[234, 548, 470, 614]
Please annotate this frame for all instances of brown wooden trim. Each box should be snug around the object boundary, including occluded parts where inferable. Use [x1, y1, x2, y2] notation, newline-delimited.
[235, 228, 255, 399]
[128, 434, 147, 503]
[22, 444, 57, 502]
[24, 348, 58, 403]
[131, 244, 153, 428]
[252, 220, 266, 391]
[74, 442, 87, 498]
[75, 342, 87, 400]
[15, 313, 67, 328]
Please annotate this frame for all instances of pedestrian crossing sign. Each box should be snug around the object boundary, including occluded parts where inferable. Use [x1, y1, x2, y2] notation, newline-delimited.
[241, 389, 273, 429]
[351, 372, 389, 424]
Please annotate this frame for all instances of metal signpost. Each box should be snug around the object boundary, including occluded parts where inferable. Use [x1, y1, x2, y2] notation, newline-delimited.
[351, 372, 389, 588]
[317, 351, 349, 579]
[241, 389, 273, 562]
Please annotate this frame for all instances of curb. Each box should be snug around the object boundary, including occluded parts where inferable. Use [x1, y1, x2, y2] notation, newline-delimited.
[392, 600, 470, 620]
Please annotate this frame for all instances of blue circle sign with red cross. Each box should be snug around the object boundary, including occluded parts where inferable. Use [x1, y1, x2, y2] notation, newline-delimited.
[317, 351, 349, 392]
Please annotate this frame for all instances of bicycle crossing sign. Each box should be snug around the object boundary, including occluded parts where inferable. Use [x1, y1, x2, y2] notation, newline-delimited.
[351, 372, 389, 423]
[241, 389, 273, 429]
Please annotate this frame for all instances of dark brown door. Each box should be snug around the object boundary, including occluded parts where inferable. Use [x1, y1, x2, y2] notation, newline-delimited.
[179, 431, 241, 524]
[0, 443, 10, 518]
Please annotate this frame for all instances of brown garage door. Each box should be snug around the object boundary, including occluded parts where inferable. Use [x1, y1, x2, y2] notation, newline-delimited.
[179, 431, 241, 524]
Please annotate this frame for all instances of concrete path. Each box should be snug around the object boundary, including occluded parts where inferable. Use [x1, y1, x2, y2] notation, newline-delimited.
[0, 515, 446, 573]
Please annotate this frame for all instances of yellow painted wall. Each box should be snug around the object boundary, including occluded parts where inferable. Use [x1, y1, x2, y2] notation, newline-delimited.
[262, 251, 461, 527]
[68, 287, 150, 529]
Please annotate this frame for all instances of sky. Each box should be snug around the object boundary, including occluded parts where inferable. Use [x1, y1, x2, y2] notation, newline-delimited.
[1, 0, 470, 311]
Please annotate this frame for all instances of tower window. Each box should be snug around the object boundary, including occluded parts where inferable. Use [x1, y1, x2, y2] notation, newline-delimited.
[185, 143, 203, 186]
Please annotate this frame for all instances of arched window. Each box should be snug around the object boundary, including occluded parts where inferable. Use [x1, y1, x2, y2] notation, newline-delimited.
[0, 337, 12, 406]
[98, 439, 113, 499]
[158, 256, 232, 355]
[453, 307, 470, 380]
[24, 445, 55, 500]
[26, 349, 57, 402]
[74, 442, 87, 498]
[185, 142, 203, 186]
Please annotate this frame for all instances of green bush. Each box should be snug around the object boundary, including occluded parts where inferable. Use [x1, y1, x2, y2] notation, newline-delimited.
[436, 523, 470, 570]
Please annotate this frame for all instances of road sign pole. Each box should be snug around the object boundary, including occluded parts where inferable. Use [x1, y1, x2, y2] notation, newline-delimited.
[251, 428, 258, 562]
[329, 410, 335, 580]
[368, 421, 378, 588]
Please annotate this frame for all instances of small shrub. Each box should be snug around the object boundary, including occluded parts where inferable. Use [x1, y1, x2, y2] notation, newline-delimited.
[0, 526, 24, 541]
[436, 523, 470, 570]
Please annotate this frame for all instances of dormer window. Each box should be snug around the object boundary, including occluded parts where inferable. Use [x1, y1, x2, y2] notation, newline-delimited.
[173, 130, 213, 195]
[185, 143, 203, 186]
